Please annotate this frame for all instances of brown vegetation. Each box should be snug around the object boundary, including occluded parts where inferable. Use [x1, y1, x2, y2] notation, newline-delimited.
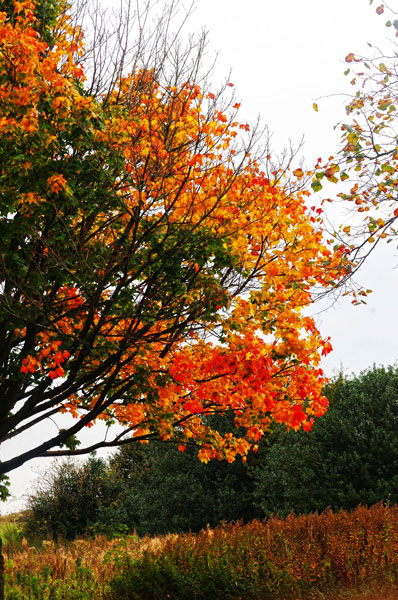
[3, 502, 398, 599]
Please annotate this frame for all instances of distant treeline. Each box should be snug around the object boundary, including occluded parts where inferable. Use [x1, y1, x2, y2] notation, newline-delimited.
[25, 364, 398, 540]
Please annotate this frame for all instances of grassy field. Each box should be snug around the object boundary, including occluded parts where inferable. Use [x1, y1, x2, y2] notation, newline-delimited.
[2, 503, 398, 599]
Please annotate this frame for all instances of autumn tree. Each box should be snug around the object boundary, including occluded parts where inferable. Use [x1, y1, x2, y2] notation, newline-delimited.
[0, 0, 347, 489]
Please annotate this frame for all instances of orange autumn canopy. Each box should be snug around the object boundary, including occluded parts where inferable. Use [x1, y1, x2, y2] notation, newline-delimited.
[0, 0, 347, 476]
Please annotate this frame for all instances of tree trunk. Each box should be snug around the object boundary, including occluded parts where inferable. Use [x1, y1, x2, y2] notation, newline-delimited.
[0, 537, 4, 600]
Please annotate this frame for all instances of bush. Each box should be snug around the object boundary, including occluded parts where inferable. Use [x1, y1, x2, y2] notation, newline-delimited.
[253, 365, 398, 516]
[25, 456, 126, 540]
[110, 440, 261, 536]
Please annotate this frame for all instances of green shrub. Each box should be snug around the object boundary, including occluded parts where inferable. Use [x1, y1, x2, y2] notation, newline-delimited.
[253, 365, 398, 516]
[110, 439, 261, 536]
[24, 456, 126, 540]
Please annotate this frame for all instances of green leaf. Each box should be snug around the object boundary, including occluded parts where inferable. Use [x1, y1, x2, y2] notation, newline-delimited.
[311, 180, 323, 192]
[381, 163, 395, 173]
[59, 431, 82, 450]
[0, 473, 10, 501]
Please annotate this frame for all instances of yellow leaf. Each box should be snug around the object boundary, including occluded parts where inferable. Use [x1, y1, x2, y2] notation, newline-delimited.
[313, 103, 318, 112]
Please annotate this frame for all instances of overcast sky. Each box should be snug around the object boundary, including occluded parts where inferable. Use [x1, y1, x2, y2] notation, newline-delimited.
[3, 0, 398, 513]
[191, 0, 398, 377]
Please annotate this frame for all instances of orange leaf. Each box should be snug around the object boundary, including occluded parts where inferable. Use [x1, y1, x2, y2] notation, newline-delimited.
[293, 168, 304, 179]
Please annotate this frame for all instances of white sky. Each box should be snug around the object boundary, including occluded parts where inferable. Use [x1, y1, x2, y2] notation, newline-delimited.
[190, 0, 398, 377]
[2, 0, 398, 513]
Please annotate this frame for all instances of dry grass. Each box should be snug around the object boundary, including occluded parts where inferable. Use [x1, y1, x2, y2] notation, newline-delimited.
[0, 510, 30, 525]
[3, 503, 398, 599]
[332, 586, 398, 600]
[4, 531, 180, 585]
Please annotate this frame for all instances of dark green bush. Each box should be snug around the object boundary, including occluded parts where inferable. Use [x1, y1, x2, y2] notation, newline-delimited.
[107, 537, 288, 600]
[25, 435, 262, 539]
[110, 440, 261, 536]
[25, 455, 126, 540]
[253, 365, 398, 516]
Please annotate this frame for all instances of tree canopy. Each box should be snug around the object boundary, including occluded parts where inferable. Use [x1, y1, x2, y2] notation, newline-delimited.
[0, 0, 347, 485]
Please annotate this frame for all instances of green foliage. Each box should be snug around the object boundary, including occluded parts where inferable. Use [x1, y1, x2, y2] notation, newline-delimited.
[253, 365, 398, 516]
[109, 440, 261, 536]
[0, 473, 10, 501]
[0, 522, 24, 554]
[107, 529, 290, 600]
[25, 455, 126, 540]
[7, 559, 96, 600]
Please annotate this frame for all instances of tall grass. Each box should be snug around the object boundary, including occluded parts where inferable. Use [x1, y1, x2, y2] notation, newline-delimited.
[0, 513, 26, 559]
[106, 502, 398, 599]
[4, 502, 398, 599]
